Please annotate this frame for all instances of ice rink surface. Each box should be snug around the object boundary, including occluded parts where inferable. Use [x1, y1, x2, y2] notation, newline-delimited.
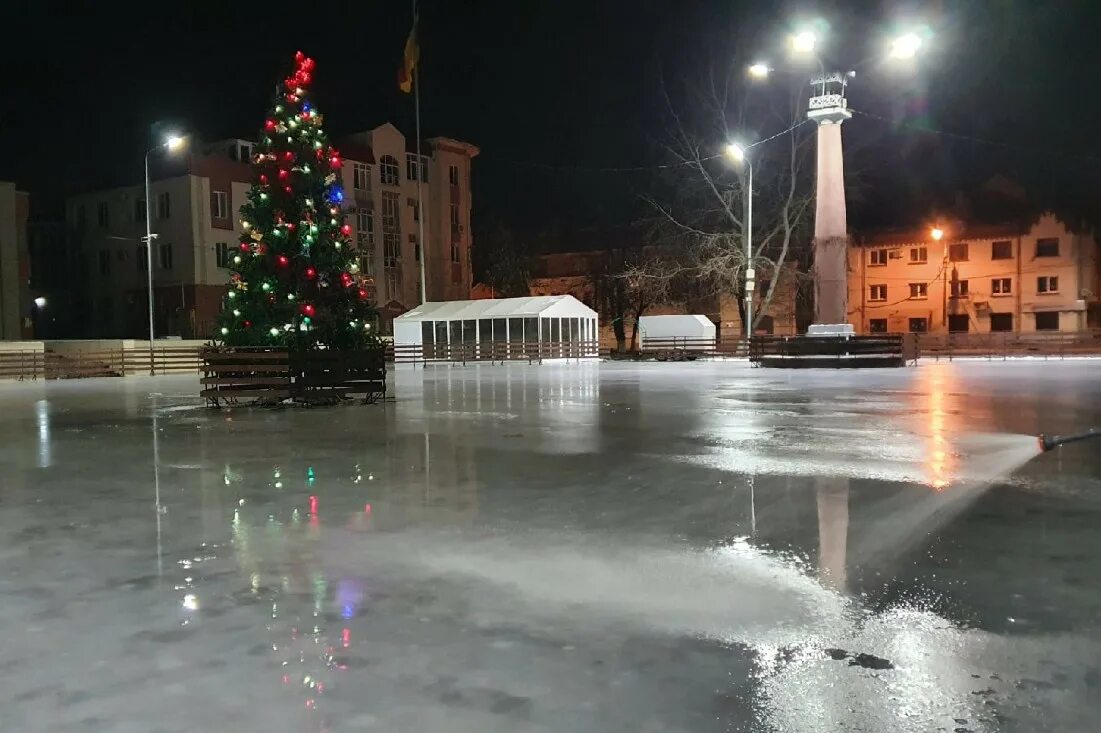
[1, 360, 1099, 732]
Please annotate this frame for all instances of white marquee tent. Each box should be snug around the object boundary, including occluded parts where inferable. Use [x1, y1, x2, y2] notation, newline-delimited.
[638, 315, 716, 347]
[393, 295, 599, 358]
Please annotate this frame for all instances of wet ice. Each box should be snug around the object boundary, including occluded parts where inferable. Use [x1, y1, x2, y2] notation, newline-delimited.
[1, 360, 1100, 732]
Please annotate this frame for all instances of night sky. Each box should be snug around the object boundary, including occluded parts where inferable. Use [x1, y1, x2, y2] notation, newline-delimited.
[4, 0, 1101, 240]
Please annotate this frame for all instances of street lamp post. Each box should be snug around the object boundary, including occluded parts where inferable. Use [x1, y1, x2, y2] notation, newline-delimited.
[144, 135, 185, 375]
[724, 142, 754, 340]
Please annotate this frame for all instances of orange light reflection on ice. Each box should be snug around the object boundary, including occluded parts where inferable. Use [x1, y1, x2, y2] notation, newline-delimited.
[920, 367, 957, 491]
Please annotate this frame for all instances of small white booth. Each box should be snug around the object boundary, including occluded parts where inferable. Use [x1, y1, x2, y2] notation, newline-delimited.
[638, 315, 717, 349]
[393, 295, 599, 363]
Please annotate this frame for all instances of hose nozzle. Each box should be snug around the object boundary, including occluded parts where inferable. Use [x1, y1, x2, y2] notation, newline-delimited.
[1038, 428, 1100, 452]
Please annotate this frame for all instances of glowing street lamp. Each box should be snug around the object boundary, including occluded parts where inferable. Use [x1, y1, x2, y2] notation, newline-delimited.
[791, 30, 817, 54]
[748, 62, 771, 79]
[144, 133, 188, 374]
[930, 226, 945, 241]
[888, 32, 923, 60]
[33, 296, 47, 308]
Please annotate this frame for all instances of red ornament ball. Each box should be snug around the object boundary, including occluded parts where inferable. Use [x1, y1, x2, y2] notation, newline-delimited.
[329, 156, 342, 171]
[340, 272, 353, 287]
[276, 255, 289, 267]
[284, 186, 293, 194]
[264, 119, 276, 132]
[305, 267, 317, 279]
[239, 242, 250, 252]
[286, 222, 296, 232]
[285, 93, 298, 104]
[295, 50, 305, 63]
[259, 174, 269, 185]
[244, 320, 252, 328]
[302, 57, 316, 72]
[282, 151, 294, 163]
[301, 304, 316, 317]
[340, 224, 352, 237]
[357, 288, 368, 300]
[278, 168, 290, 181]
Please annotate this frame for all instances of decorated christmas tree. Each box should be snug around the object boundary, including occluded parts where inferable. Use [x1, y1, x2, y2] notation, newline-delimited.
[217, 51, 376, 350]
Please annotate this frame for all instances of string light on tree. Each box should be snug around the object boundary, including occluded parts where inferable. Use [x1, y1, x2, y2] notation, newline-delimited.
[214, 51, 378, 348]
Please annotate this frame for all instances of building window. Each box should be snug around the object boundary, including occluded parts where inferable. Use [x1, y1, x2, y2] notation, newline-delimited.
[869, 284, 887, 301]
[98, 249, 111, 275]
[448, 165, 459, 187]
[451, 239, 460, 264]
[381, 192, 400, 232]
[380, 155, 400, 186]
[409, 233, 420, 261]
[97, 202, 110, 228]
[990, 313, 1013, 332]
[449, 203, 460, 237]
[237, 143, 253, 162]
[950, 279, 969, 297]
[384, 232, 401, 268]
[948, 314, 970, 332]
[385, 270, 399, 300]
[909, 246, 927, 263]
[1037, 275, 1059, 293]
[948, 243, 968, 262]
[137, 245, 148, 272]
[134, 199, 146, 223]
[356, 209, 375, 275]
[909, 317, 928, 333]
[1035, 238, 1060, 257]
[868, 318, 887, 333]
[157, 191, 171, 219]
[991, 277, 1012, 295]
[355, 209, 374, 240]
[908, 282, 928, 299]
[215, 242, 231, 268]
[159, 242, 173, 270]
[991, 240, 1013, 260]
[212, 190, 228, 220]
[407, 197, 420, 221]
[1035, 312, 1060, 331]
[869, 249, 887, 266]
[405, 154, 429, 182]
[353, 162, 372, 191]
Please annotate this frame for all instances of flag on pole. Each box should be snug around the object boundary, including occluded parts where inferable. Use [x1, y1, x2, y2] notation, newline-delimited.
[397, 19, 419, 93]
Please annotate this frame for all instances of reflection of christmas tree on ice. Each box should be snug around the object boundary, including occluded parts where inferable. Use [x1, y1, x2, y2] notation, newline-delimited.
[227, 462, 370, 723]
[216, 51, 377, 349]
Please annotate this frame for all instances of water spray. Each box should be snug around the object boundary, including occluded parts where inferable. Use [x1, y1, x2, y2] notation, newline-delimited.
[1038, 428, 1101, 452]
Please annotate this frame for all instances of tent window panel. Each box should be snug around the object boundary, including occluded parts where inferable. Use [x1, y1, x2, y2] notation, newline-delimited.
[479, 319, 493, 343]
[421, 322, 434, 345]
[523, 317, 538, 343]
[434, 321, 448, 344]
[508, 317, 524, 342]
[463, 320, 476, 344]
[551, 319, 561, 341]
[450, 321, 462, 344]
[492, 318, 506, 342]
[541, 318, 551, 342]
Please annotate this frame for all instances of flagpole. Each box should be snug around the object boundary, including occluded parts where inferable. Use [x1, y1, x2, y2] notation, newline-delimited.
[413, 2, 428, 305]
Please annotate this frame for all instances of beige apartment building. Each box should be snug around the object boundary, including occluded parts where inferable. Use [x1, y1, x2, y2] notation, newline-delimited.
[849, 213, 1100, 334]
[67, 124, 478, 338]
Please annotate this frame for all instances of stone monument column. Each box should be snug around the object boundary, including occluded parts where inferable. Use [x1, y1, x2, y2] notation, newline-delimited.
[807, 74, 853, 326]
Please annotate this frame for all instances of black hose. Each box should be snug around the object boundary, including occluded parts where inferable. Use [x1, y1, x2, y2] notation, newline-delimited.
[1038, 428, 1100, 452]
